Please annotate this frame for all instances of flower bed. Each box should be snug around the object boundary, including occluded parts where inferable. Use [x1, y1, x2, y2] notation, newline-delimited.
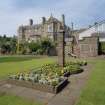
[8, 61, 87, 93]
[63, 62, 84, 76]
[7, 78, 68, 94]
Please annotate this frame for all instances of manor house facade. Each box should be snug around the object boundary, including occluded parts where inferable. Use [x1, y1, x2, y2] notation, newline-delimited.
[18, 15, 105, 58]
[18, 15, 71, 43]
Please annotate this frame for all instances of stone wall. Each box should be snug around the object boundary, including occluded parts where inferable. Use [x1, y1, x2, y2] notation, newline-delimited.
[73, 36, 99, 58]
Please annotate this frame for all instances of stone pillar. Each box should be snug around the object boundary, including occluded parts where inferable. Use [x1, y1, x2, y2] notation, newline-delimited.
[57, 30, 65, 67]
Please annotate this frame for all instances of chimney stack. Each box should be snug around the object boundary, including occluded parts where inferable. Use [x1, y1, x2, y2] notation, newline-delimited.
[29, 19, 33, 26]
[62, 14, 65, 27]
[42, 17, 46, 24]
[71, 22, 74, 30]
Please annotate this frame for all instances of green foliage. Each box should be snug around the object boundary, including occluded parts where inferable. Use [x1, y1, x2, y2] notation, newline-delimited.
[28, 38, 55, 55]
[18, 42, 29, 54]
[64, 64, 81, 72]
[28, 41, 40, 53]
[0, 35, 55, 55]
[1, 43, 11, 54]
[10, 37, 17, 54]
[0, 35, 17, 54]
[40, 38, 53, 54]
[99, 42, 105, 54]
[36, 49, 44, 55]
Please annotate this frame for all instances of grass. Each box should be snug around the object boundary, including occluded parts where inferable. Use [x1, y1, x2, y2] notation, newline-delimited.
[0, 56, 56, 78]
[0, 93, 42, 105]
[0, 56, 39, 63]
[76, 59, 105, 105]
[1, 56, 105, 105]
[0, 55, 56, 105]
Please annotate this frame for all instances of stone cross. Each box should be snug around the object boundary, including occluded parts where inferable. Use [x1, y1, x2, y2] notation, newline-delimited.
[57, 30, 65, 67]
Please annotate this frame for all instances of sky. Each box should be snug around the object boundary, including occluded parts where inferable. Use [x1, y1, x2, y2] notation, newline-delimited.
[0, 0, 105, 36]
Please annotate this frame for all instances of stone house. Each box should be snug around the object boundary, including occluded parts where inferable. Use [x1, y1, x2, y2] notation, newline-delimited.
[72, 20, 105, 57]
[18, 15, 105, 58]
[18, 15, 71, 43]
[73, 35, 99, 58]
[78, 20, 105, 42]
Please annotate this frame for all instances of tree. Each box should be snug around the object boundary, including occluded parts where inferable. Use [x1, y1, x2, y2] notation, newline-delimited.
[28, 41, 40, 53]
[1, 43, 11, 54]
[0, 35, 17, 54]
[40, 38, 54, 55]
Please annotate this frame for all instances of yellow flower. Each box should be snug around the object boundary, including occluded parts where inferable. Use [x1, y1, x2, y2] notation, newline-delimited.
[61, 69, 64, 74]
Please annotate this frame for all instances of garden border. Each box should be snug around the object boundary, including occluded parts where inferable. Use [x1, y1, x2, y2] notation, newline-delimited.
[6, 78, 68, 94]
[64, 68, 84, 77]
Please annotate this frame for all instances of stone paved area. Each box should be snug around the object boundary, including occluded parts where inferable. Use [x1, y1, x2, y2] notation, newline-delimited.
[0, 83, 55, 104]
[0, 64, 92, 105]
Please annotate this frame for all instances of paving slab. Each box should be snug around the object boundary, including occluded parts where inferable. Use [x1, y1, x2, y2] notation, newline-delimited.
[0, 83, 55, 104]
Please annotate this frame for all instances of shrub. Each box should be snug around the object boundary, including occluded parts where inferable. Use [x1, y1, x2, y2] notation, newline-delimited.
[99, 42, 105, 54]
[28, 41, 41, 53]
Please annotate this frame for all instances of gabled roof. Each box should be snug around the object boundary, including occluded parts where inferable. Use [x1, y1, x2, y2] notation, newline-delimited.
[47, 15, 60, 23]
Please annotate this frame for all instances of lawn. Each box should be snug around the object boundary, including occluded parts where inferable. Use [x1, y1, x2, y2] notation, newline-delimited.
[0, 55, 56, 105]
[76, 59, 105, 105]
[0, 56, 56, 78]
[1, 56, 105, 105]
[0, 93, 42, 105]
[0, 55, 40, 63]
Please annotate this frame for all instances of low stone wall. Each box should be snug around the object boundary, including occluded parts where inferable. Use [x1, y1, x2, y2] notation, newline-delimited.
[7, 78, 68, 94]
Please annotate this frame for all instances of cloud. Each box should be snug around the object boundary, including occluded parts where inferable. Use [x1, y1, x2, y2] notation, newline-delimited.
[0, 0, 105, 36]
